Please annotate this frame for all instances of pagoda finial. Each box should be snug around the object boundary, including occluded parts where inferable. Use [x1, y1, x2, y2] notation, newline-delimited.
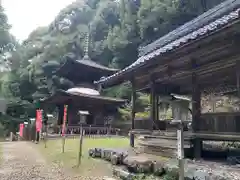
[83, 26, 90, 60]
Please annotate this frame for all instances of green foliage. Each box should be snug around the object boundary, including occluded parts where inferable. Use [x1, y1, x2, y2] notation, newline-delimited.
[0, 0, 225, 127]
[118, 107, 131, 121]
[0, 123, 4, 137]
[135, 111, 149, 118]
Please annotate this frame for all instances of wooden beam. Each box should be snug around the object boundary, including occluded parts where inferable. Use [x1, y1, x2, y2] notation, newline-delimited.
[138, 83, 181, 95]
[130, 79, 136, 147]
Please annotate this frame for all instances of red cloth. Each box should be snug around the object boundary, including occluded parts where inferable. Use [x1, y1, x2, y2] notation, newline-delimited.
[36, 110, 42, 132]
[61, 105, 68, 136]
[19, 123, 24, 137]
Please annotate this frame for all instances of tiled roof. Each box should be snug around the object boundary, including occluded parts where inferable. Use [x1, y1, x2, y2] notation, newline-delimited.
[76, 59, 118, 72]
[41, 89, 126, 104]
[95, 1, 240, 86]
[139, 0, 240, 57]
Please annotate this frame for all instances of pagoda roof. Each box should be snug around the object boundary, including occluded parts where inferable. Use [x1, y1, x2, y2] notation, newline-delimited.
[55, 57, 118, 83]
[40, 89, 126, 108]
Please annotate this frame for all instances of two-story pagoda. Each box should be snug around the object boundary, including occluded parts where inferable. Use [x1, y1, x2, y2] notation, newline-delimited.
[41, 34, 125, 127]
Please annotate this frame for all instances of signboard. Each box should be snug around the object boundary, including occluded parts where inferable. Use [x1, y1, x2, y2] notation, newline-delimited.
[19, 123, 24, 137]
[36, 109, 43, 132]
[177, 129, 183, 159]
[62, 105, 68, 136]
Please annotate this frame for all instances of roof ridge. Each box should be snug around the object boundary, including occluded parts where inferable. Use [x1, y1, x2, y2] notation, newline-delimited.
[139, 0, 240, 56]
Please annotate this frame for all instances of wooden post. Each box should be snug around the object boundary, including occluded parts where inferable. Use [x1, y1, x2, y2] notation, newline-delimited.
[156, 96, 159, 122]
[62, 105, 68, 153]
[78, 124, 84, 167]
[192, 72, 202, 159]
[62, 132, 66, 153]
[150, 79, 156, 130]
[210, 94, 216, 112]
[44, 124, 48, 148]
[177, 122, 184, 180]
[171, 119, 185, 180]
[236, 62, 240, 98]
[130, 80, 136, 147]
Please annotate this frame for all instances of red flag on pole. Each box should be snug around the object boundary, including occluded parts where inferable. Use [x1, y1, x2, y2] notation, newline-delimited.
[36, 110, 43, 132]
[19, 123, 24, 137]
[62, 105, 68, 136]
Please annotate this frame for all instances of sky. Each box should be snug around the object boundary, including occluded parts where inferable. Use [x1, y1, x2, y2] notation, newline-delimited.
[2, 0, 75, 41]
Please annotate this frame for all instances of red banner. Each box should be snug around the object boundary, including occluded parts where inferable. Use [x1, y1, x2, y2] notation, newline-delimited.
[19, 123, 24, 137]
[36, 109, 43, 132]
[62, 105, 68, 136]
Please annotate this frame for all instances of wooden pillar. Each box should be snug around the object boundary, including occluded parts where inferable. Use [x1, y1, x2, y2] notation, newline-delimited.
[130, 80, 136, 147]
[57, 105, 64, 126]
[192, 72, 202, 159]
[150, 80, 156, 130]
[236, 62, 240, 98]
[156, 96, 159, 122]
[209, 94, 216, 112]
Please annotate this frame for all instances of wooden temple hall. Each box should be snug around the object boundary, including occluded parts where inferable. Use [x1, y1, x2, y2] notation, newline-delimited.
[41, 37, 125, 131]
[95, 0, 240, 158]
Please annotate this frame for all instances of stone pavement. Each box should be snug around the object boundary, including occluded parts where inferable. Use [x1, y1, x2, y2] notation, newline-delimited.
[0, 142, 106, 180]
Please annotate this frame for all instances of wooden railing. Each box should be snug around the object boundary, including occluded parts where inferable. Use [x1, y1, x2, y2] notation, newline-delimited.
[199, 112, 240, 133]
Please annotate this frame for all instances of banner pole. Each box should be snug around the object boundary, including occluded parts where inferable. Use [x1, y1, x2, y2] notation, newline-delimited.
[62, 105, 68, 153]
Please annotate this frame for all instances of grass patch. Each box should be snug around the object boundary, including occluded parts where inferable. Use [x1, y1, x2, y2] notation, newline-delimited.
[37, 137, 129, 177]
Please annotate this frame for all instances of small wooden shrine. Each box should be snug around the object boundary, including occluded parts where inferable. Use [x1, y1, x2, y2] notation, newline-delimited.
[96, 0, 240, 158]
[41, 34, 125, 128]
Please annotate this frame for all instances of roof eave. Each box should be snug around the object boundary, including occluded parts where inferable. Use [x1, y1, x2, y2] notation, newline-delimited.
[95, 7, 240, 87]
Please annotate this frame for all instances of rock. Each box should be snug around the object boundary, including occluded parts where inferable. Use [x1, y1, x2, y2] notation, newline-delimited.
[208, 171, 228, 180]
[89, 148, 102, 158]
[111, 154, 120, 165]
[184, 167, 197, 180]
[153, 161, 165, 176]
[164, 160, 179, 177]
[113, 167, 137, 180]
[88, 149, 94, 157]
[123, 155, 153, 173]
[193, 170, 209, 180]
[101, 149, 113, 161]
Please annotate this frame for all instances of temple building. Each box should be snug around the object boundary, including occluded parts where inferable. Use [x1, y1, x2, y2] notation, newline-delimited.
[95, 0, 240, 158]
[41, 34, 125, 127]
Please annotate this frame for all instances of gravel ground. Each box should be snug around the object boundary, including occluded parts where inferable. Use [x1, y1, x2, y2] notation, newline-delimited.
[0, 142, 110, 180]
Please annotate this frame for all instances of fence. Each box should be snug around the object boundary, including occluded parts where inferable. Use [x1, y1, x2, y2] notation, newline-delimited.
[46, 125, 121, 139]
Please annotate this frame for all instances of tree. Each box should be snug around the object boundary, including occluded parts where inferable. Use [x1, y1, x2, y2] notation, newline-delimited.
[1, 0, 227, 125]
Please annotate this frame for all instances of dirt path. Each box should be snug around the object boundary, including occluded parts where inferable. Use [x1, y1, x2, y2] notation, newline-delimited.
[0, 142, 106, 180]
